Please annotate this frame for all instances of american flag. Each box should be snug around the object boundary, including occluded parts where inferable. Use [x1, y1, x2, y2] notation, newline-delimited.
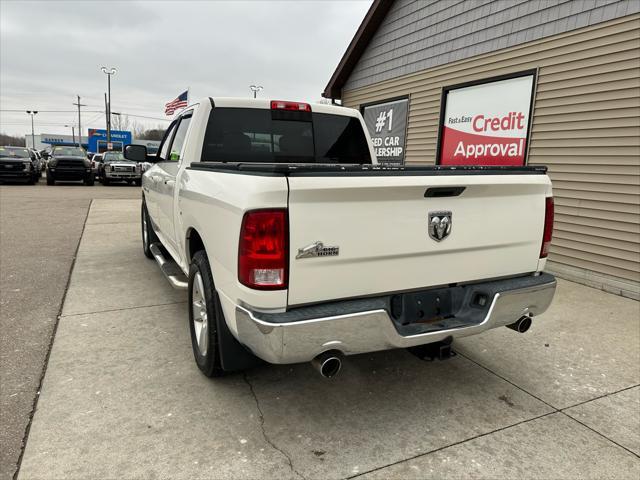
[165, 90, 188, 115]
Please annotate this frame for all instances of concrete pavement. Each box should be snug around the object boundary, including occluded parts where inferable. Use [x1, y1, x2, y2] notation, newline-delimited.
[0, 183, 140, 480]
[14, 199, 640, 479]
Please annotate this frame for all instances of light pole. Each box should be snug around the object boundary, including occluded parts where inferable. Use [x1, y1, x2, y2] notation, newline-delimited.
[101, 66, 117, 144]
[65, 124, 76, 144]
[249, 85, 263, 98]
[26, 110, 38, 149]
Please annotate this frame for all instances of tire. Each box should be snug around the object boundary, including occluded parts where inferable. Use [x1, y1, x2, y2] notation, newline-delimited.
[27, 175, 35, 185]
[188, 250, 226, 377]
[46, 173, 54, 186]
[134, 179, 142, 186]
[33, 173, 39, 183]
[84, 176, 95, 186]
[101, 177, 110, 186]
[141, 202, 159, 259]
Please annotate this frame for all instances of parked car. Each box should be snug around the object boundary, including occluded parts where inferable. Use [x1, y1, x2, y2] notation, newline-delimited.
[0, 146, 39, 184]
[91, 153, 103, 178]
[28, 149, 43, 176]
[46, 146, 94, 186]
[100, 151, 141, 186]
[125, 97, 557, 379]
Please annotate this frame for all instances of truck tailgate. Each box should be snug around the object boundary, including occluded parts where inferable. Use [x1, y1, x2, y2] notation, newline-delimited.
[287, 173, 550, 306]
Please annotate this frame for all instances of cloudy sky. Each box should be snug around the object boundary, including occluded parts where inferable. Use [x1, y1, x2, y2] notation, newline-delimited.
[0, 0, 371, 137]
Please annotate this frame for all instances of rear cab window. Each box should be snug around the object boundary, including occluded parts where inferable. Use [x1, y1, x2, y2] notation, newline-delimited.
[201, 108, 371, 164]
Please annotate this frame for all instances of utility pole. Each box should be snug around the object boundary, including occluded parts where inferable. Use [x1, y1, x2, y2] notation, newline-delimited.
[26, 111, 38, 148]
[73, 96, 86, 149]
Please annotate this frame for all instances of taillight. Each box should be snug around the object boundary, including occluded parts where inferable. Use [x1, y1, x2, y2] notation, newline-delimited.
[271, 100, 311, 112]
[540, 197, 554, 258]
[238, 209, 288, 289]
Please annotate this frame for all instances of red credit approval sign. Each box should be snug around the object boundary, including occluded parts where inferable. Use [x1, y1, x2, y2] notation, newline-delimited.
[438, 73, 535, 166]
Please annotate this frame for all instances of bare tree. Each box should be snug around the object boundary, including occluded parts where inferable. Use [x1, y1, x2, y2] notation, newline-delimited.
[110, 113, 131, 132]
[136, 128, 165, 140]
[0, 132, 26, 146]
[131, 120, 145, 139]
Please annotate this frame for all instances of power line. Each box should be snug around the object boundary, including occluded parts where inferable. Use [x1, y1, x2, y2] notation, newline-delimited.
[0, 109, 103, 113]
[112, 112, 170, 121]
[1, 109, 170, 121]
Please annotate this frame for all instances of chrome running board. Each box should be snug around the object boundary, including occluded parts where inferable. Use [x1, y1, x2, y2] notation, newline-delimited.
[149, 243, 188, 290]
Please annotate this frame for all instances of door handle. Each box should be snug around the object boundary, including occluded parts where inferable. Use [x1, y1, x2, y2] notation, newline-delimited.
[424, 186, 466, 198]
[165, 180, 175, 186]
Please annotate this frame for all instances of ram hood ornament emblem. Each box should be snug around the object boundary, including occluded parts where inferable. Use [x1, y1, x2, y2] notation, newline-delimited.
[428, 211, 452, 241]
[296, 241, 339, 259]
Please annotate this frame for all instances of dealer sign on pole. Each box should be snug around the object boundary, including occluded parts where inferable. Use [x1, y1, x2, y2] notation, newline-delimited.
[437, 72, 535, 166]
[362, 98, 408, 165]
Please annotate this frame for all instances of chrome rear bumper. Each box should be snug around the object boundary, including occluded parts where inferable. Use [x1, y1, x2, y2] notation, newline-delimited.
[235, 274, 557, 364]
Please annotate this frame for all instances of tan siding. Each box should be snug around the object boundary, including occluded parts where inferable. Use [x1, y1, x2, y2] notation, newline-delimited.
[555, 213, 639, 235]
[342, 14, 640, 293]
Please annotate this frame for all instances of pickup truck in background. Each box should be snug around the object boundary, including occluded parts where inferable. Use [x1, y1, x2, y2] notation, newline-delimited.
[46, 146, 94, 186]
[0, 146, 40, 184]
[125, 97, 556, 378]
[99, 151, 142, 186]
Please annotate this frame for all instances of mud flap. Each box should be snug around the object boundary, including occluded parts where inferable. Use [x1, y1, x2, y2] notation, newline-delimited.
[216, 304, 264, 372]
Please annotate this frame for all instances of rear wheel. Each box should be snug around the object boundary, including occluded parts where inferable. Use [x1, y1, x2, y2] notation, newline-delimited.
[141, 202, 159, 259]
[189, 251, 225, 377]
[134, 179, 142, 186]
[101, 177, 110, 186]
[84, 175, 95, 186]
[46, 173, 54, 186]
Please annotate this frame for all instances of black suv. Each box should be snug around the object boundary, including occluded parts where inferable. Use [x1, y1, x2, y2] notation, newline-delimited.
[0, 146, 39, 184]
[46, 146, 94, 186]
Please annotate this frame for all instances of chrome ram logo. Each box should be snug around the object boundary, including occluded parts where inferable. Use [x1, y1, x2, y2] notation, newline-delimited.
[428, 211, 452, 241]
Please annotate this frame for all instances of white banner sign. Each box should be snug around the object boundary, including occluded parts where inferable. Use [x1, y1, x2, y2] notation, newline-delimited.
[439, 74, 535, 165]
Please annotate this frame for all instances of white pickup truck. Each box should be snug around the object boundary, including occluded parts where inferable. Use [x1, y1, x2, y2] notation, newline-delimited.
[124, 97, 556, 378]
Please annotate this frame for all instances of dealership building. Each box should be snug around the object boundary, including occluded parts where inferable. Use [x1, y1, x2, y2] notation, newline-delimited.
[26, 130, 159, 154]
[324, 0, 640, 299]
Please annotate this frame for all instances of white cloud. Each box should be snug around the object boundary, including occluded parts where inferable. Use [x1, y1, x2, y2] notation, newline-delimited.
[0, 0, 371, 136]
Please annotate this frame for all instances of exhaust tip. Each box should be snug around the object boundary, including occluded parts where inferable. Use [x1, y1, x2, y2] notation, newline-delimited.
[312, 351, 342, 378]
[507, 315, 532, 333]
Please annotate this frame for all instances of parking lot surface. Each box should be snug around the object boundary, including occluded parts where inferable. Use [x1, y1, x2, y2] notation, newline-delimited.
[9, 199, 640, 479]
[0, 183, 140, 480]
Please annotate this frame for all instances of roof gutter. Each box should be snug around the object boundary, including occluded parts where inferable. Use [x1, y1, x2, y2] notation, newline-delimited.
[322, 0, 395, 100]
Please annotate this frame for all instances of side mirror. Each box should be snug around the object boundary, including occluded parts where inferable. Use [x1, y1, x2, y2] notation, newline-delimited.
[124, 144, 149, 162]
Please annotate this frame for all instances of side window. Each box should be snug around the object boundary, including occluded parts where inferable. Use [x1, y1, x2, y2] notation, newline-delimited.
[157, 121, 178, 161]
[168, 114, 193, 162]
